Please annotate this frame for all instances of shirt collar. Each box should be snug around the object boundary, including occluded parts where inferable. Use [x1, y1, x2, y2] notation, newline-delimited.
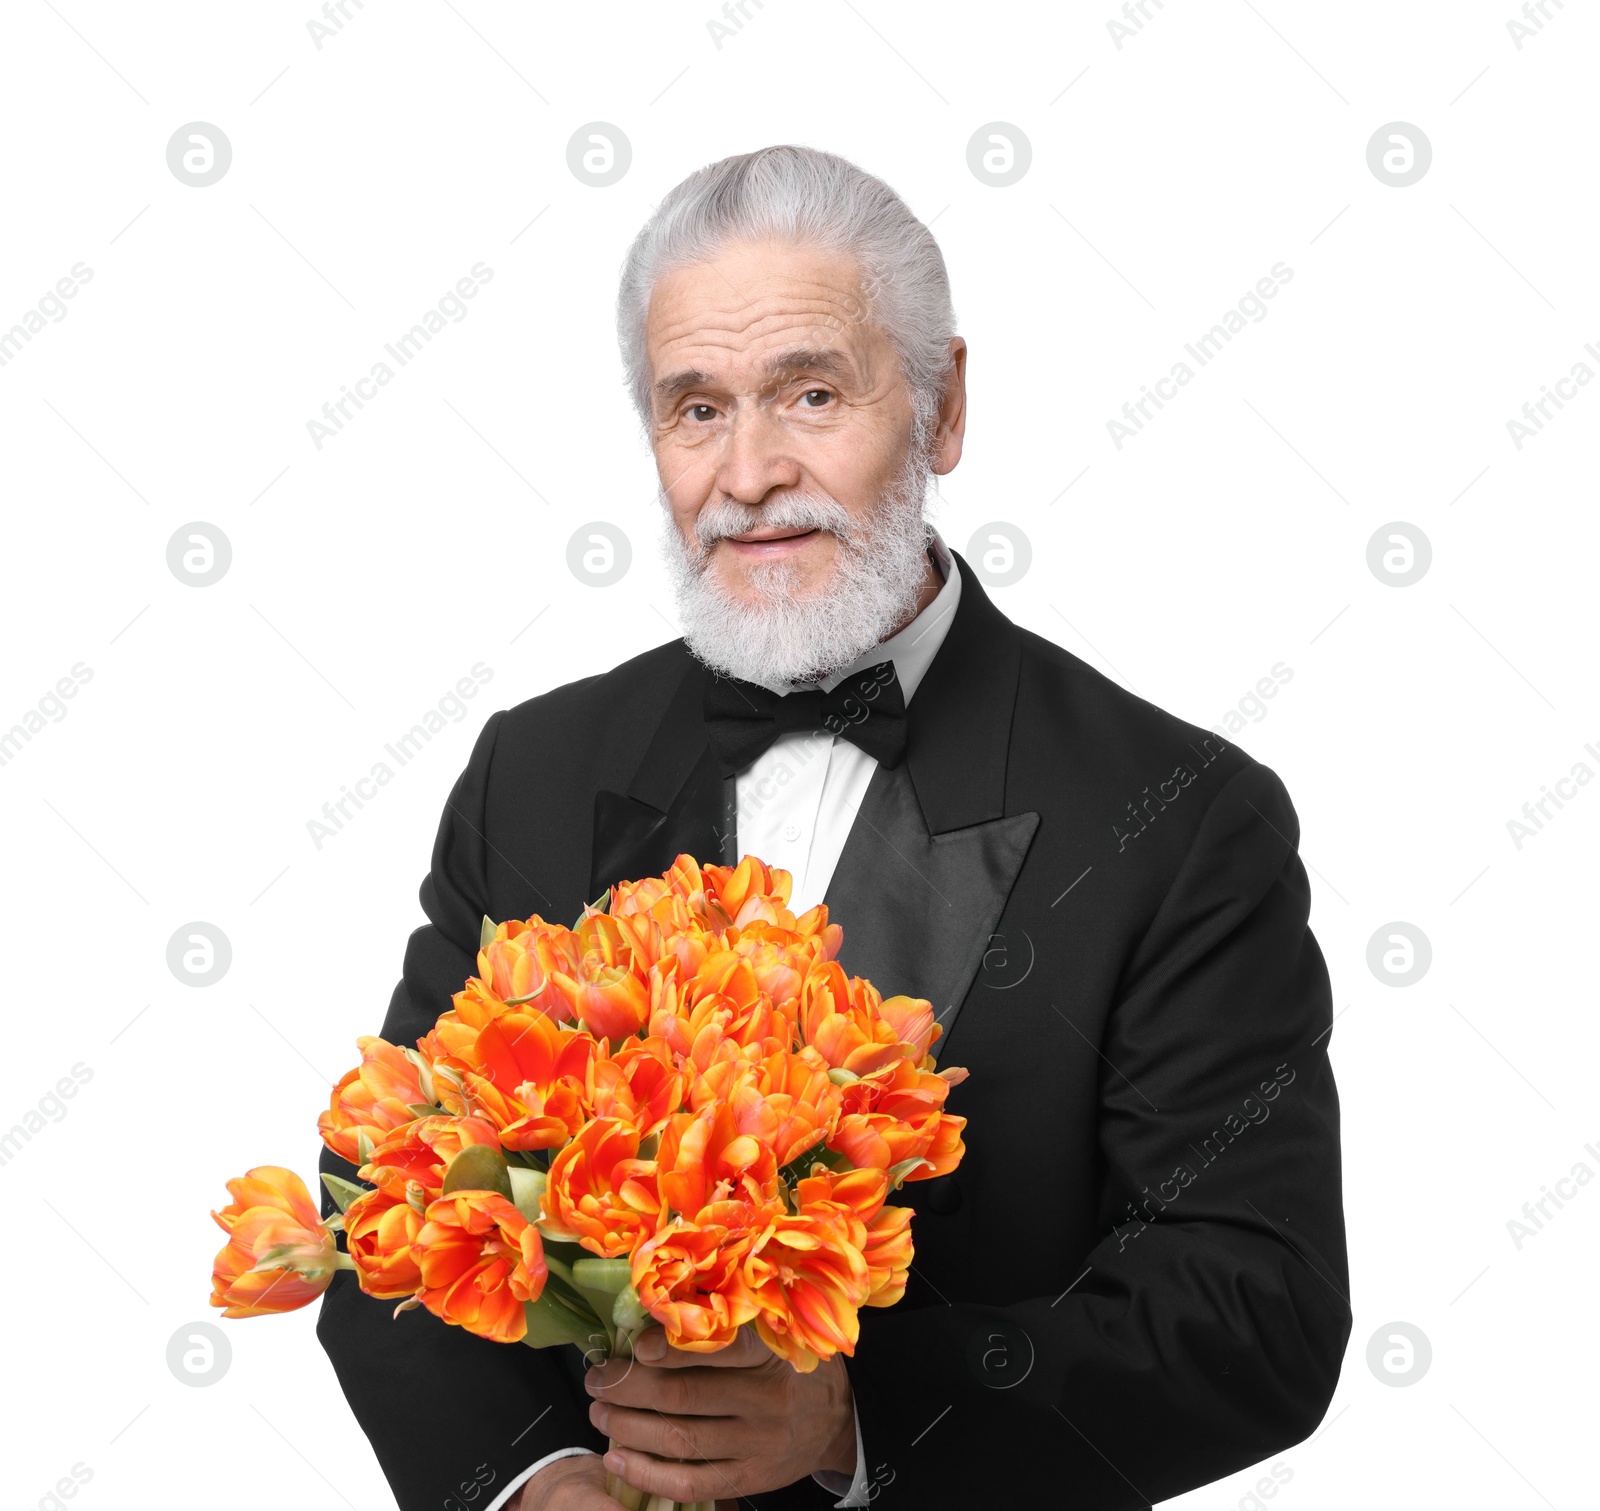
[767, 529, 962, 707]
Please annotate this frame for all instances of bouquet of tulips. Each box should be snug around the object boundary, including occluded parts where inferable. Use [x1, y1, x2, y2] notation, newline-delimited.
[209, 853, 968, 1511]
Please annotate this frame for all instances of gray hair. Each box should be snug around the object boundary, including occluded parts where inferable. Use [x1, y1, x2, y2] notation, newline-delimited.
[616, 145, 957, 447]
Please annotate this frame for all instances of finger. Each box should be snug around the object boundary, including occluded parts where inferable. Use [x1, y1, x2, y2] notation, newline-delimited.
[555, 1480, 629, 1511]
[587, 1360, 726, 1414]
[590, 1398, 754, 1463]
[602, 1443, 739, 1507]
[525, 1452, 627, 1511]
[586, 1358, 676, 1407]
[587, 1358, 772, 1420]
[633, 1321, 772, 1368]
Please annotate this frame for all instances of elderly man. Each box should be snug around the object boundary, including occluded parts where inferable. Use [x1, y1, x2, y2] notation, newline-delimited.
[318, 145, 1350, 1511]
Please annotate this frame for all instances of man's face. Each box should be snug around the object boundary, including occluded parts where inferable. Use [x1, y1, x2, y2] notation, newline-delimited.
[646, 238, 927, 606]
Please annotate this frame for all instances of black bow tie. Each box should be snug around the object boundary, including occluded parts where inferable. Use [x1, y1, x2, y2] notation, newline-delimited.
[703, 661, 908, 776]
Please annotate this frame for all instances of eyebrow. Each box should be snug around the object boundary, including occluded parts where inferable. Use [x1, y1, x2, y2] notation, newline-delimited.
[762, 346, 853, 385]
[652, 346, 854, 409]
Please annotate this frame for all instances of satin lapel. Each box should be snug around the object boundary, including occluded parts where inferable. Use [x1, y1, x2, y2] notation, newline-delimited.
[823, 762, 1037, 1061]
[823, 553, 1038, 1060]
[589, 658, 737, 900]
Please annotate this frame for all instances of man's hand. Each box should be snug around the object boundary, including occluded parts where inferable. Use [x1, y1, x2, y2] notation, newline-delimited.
[583, 1323, 857, 1504]
[509, 1452, 622, 1510]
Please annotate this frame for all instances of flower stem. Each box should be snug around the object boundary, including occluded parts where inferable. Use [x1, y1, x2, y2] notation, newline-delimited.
[602, 1441, 648, 1511]
[599, 1333, 683, 1511]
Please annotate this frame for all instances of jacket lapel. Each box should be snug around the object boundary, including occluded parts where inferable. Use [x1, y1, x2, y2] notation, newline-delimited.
[823, 552, 1038, 1061]
[589, 658, 737, 901]
[822, 764, 1037, 1062]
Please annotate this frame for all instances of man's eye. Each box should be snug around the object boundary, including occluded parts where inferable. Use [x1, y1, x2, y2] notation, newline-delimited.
[799, 389, 833, 408]
[687, 404, 717, 422]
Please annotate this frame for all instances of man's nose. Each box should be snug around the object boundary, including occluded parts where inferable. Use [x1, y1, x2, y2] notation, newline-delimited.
[712, 403, 801, 504]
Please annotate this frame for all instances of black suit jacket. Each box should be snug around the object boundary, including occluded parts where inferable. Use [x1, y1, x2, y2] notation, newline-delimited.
[317, 552, 1350, 1510]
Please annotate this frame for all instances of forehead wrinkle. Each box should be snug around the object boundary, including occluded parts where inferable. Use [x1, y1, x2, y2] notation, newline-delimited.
[761, 345, 853, 377]
[652, 294, 857, 353]
[657, 333, 883, 404]
[649, 263, 868, 339]
[648, 261, 894, 409]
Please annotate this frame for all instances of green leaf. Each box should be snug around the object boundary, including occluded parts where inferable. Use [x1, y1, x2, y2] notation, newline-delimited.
[572, 1257, 633, 1294]
[539, 1240, 589, 1287]
[542, 1269, 602, 1322]
[827, 1066, 861, 1085]
[521, 1290, 611, 1352]
[480, 915, 499, 950]
[778, 1134, 843, 1187]
[574, 1286, 621, 1347]
[612, 1282, 649, 1335]
[542, 1252, 579, 1289]
[441, 1143, 513, 1201]
[320, 1173, 369, 1214]
[405, 1103, 438, 1120]
[402, 1047, 437, 1105]
[571, 886, 611, 928]
[536, 1210, 583, 1244]
[887, 1156, 933, 1190]
[508, 1167, 547, 1227]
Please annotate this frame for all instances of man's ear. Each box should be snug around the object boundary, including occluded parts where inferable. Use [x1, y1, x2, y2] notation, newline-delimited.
[930, 336, 968, 476]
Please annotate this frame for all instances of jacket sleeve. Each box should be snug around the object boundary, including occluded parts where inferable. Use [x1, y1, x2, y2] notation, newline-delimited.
[840, 761, 1351, 1508]
[316, 710, 609, 1511]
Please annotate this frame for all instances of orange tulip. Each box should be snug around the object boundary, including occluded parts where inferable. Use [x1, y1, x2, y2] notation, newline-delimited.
[411, 1191, 547, 1344]
[798, 1165, 890, 1221]
[828, 1108, 966, 1181]
[549, 914, 653, 1041]
[703, 855, 797, 930]
[611, 854, 714, 938]
[795, 1168, 911, 1306]
[421, 982, 503, 1069]
[861, 1203, 914, 1307]
[544, 1117, 663, 1257]
[798, 962, 937, 1079]
[657, 1101, 777, 1220]
[692, 1049, 843, 1170]
[683, 950, 795, 1054]
[828, 1056, 967, 1180]
[477, 917, 580, 1021]
[790, 904, 844, 961]
[917, 1110, 968, 1178]
[741, 1195, 871, 1371]
[870, 992, 941, 1063]
[726, 936, 806, 1013]
[343, 1186, 425, 1299]
[360, 1114, 503, 1199]
[589, 1036, 685, 1140]
[722, 921, 836, 1013]
[318, 1037, 427, 1164]
[423, 923, 584, 1079]
[210, 1167, 338, 1318]
[630, 1200, 767, 1350]
[441, 1010, 599, 1151]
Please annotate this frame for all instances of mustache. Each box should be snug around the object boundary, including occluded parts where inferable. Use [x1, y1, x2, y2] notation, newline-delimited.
[689, 493, 857, 553]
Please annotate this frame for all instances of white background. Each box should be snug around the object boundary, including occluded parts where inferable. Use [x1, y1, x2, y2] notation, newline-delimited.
[1, 2, 1595, 1508]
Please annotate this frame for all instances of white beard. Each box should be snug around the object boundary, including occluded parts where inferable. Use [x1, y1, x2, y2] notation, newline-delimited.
[659, 443, 935, 688]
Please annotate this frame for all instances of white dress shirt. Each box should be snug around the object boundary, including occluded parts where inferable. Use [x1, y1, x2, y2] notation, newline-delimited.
[488, 535, 962, 1511]
[735, 532, 961, 918]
